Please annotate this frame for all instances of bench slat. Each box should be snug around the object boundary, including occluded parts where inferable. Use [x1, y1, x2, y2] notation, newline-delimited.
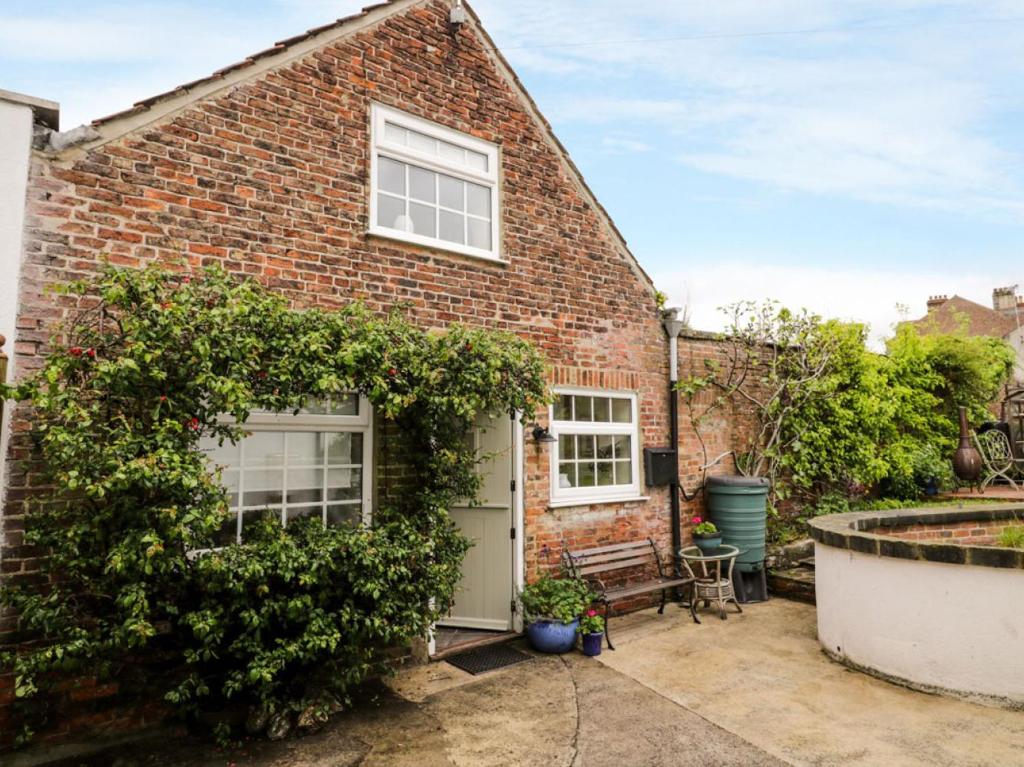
[577, 555, 654, 575]
[569, 548, 656, 568]
[568, 540, 652, 558]
[605, 577, 691, 600]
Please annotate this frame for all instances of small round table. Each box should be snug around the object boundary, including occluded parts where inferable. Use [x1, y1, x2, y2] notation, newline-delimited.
[677, 545, 743, 622]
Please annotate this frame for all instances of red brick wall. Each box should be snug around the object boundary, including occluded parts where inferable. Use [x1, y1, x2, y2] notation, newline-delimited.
[0, 0, 753, 744]
[882, 519, 1015, 547]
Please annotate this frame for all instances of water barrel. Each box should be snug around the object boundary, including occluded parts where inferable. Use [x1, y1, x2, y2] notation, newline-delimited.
[705, 475, 769, 573]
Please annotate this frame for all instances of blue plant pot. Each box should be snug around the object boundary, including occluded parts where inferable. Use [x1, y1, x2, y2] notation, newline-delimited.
[526, 618, 579, 653]
[581, 632, 603, 657]
[693, 534, 723, 555]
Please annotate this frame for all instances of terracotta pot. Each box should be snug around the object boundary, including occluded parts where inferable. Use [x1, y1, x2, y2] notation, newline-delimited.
[952, 406, 982, 483]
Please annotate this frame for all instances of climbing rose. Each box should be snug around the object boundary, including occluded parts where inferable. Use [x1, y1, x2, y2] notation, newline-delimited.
[85, 348, 96, 358]
[187, 417, 200, 431]
[69, 347, 82, 357]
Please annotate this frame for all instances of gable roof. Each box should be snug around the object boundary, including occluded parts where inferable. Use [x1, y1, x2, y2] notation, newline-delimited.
[51, 0, 657, 295]
[909, 295, 1017, 339]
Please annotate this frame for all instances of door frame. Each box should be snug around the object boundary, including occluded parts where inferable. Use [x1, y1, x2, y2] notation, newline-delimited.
[428, 411, 525, 655]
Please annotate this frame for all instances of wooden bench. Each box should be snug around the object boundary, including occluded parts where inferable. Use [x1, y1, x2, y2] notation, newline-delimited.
[562, 538, 695, 650]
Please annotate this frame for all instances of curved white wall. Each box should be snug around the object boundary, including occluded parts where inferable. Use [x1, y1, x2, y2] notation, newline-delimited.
[815, 543, 1024, 706]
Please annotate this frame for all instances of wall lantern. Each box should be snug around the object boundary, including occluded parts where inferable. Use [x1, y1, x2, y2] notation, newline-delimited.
[530, 424, 557, 444]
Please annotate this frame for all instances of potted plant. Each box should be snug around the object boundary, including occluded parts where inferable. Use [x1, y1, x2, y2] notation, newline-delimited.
[519, 575, 593, 653]
[691, 516, 722, 554]
[578, 608, 605, 657]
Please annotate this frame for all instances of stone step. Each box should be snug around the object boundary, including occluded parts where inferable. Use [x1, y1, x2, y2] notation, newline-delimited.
[767, 567, 816, 604]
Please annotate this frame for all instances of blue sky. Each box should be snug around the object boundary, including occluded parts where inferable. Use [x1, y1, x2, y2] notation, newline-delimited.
[2, 0, 1023, 344]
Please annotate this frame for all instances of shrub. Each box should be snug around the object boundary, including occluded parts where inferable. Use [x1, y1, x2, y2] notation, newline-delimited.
[0, 263, 548, 742]
[518, 576, 593, 623]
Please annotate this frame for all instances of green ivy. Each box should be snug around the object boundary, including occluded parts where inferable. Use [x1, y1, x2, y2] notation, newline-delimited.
[0, 263, 547, 741]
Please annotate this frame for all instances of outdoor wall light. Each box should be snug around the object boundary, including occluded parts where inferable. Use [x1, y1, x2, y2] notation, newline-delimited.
[530, 424, 557, 444]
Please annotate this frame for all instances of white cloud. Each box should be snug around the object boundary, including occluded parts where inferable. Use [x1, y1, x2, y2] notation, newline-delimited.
[654, 259, 1017, 350]
[475, 0, 1024, 218]
[600, 136, 651, 154]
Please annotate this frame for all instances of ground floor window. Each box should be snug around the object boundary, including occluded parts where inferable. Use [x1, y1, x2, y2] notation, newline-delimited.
[549, 388, 641, 505]
[200, 395, 373, 545]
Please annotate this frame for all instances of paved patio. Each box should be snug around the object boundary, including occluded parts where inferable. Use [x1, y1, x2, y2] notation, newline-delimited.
[25, 599, 1024, 767]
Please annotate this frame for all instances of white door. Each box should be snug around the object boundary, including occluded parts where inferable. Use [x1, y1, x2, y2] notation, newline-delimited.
[439, 412, 514, 631]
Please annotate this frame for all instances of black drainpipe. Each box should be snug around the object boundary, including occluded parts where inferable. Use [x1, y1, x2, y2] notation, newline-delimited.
[661, 308, 687, 566]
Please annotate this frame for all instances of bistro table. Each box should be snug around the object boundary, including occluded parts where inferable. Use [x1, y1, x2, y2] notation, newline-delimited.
[677, 544, 743, 622]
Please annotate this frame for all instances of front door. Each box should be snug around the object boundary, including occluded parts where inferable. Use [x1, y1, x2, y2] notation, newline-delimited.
[439, 412, 514, 631]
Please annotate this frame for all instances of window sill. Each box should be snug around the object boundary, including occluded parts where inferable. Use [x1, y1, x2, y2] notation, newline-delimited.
[546, 495, 650, 511]
[367, 227, 507, 265]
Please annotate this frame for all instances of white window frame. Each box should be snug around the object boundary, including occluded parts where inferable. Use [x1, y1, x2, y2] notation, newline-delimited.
[200, 396, 374, 550]
[548, 387, 642, 506]
[368, 103, 502, 263]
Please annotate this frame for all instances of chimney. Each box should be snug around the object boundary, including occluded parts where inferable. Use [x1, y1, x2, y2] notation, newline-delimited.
[993, 286, 1019, 317]
[926, 295, 948, 311]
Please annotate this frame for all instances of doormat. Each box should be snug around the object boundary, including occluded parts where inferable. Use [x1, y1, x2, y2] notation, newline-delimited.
[444, 643, 532, 675]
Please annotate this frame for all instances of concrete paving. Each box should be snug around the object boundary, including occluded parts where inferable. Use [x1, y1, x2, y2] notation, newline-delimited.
[598, 598, 1024, 767]
[28, 599, 1023, 766]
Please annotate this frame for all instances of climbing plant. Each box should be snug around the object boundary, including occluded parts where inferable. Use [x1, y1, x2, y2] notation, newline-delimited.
[0, 263, 547, 743]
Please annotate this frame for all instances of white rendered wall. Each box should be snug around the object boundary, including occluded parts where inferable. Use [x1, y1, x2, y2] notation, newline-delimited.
[815, 543, 1024, 705]
[0, 99, 33, 501]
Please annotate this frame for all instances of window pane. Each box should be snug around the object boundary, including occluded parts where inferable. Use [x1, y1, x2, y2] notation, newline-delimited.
[439, 174, 464, 210]
[377, 193, 406, 230]
[246, 432, 284, 467]
[439, 141, 465, 165]
[409, 129, 437, 154]
[213, 511, 238, 547]
[303, 395, 358, 416]
[222, 469, 239, 508]
[558, 462, 577, 488]
[467, 217, 491, 250]
[285, 506, 322, 526]
[327, 433, 362, 465]
[384, 123, 408, 145]
[287, 432, 323, 466]
[327, 503, 362, 527]
[612, 435, 631, 460]
[597, 462, 614, 486]
[467, 183, 490, 217]
[409, 166, 436, 203]
[558, 435, 575, 460]
[466, 150, 489, 172]
[574, 396, 593, 422]
[204, 437, 239, 466]
[553, 394, 573, 421]
[328, 468, 362, 501]
[596, 435, 614, 460]
[378, 156, 405, 195]
[242, 468, 283, 507]
[286, 467, 323, 504]
[578, 435, 595, 459]
[612, 398, 632, 423]
[593, 398, 610, 422]
[409, 201, 436, 238]
[439, 210, 465, 244]
[614, 459, 632, 485]
[578, 462, 596, 487]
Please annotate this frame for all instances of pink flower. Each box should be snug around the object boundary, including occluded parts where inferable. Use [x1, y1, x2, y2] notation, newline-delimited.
[187, 417, 200, 431]
[691, 516, 702, 525]
[587, 609, 597, 617]
[69, 346, 83, 357]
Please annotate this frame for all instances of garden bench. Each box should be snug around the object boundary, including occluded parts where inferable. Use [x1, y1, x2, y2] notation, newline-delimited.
[562, 538, 695, 650]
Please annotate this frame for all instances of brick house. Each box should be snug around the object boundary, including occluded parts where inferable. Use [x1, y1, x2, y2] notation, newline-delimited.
[911, 290, 1024, 384]
[0, 0, 750, 698]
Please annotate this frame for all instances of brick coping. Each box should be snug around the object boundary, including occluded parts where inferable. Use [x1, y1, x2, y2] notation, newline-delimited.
[808, 504, 1024, 569]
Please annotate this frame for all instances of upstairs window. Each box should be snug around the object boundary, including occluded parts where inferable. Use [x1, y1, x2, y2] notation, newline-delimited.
[549, 389, 641, 505]
[370, 104, 501, 262]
